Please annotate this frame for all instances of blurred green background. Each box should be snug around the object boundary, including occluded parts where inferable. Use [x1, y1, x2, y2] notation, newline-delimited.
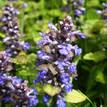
[0, 0, 107, 107]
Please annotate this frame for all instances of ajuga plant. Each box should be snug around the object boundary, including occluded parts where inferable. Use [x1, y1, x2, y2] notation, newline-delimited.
[0, 0, 30, 73]
[61, 0, 85, 29]
[0, 51, 13, 73]
[71, 0, 85, 18]
[34, 16, 85, 107]
[71, 0, 85, 30]
[0, 1, 38, 106]
[0, 73, 38, 107]
[0, 1, 30, 57]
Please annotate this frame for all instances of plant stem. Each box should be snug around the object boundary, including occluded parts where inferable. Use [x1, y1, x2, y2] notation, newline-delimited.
[51, 96, 57, 107]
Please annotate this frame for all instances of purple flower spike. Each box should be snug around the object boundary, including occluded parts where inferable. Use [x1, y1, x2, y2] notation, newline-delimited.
[0, 3, 27, 57]
[21, 42, 30, 51]
[69, 63, 77, 73]
[0, 74, 38, 106]
[56, 97, 66, 107]
[64, 83, 73, 93]
[34, 16, 85, 106]
[43, 94, 51, 104]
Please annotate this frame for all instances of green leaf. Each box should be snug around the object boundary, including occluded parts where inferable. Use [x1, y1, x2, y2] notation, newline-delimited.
[0, 33, 5, 38]
[85, 9, 100, 20]
[62, 0, 67, 5]
[96, 71, 106, 84]
[83, 51, 106, 62]
[43, 84, 61, 96]
[82, 20, 99, 38]
[11, 52, 35, 65]
[73, 56, 81, 65]
[86, 0, 100, 8]
[65, 89, 87, 103]
[17, 69, 30, 76]
[11, 52, 28, 64]
[48, 9, 62, 17]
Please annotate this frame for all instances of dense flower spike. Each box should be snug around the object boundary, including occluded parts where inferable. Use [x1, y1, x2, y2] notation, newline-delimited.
[35, 16, 85, 106]
[0, 1, 30, 74]
[0, 74, 38, 107]
[0, 3, 29, 57]
[43, 94, 51, 105]
[61, 0, 85, 17]
[56, 97, 66, 107]
[71, 0, 85, 17]
[0, 52, 13, 73]
[61, 0, 85, 30]
[0, 1, 38, 106]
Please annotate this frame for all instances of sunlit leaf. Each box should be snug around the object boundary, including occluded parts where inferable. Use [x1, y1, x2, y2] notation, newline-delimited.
[0, 33, 5, 38]
[11, 52, 28, 64]
[11, 52, 36, 64]
[43, 84, 61, 96]
[82, 20, 101, 38]
[17, 69, 32, 76]
[83, 51, 107, 62]
[96, 71, 106, 84]
[86, 0, 100, 8]
[65, 89, 87, 103]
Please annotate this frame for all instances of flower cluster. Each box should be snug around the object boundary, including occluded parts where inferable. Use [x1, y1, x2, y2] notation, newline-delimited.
[61, 0, 85, 18]
[0, 4, 30, 57]
[0, 1, 30, 74]
[34, 16, 85, 106]
[0, 51, 13, 73]
[0, 1, 38, 106]
[0, 73, 38, 107]
[71, 0, 85, 17]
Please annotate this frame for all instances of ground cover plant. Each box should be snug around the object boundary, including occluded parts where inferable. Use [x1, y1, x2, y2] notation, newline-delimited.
[0, 0, 107, 107]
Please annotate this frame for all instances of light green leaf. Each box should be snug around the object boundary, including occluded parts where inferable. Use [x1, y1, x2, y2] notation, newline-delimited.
[65, 89, 87, 103]
[17, 69, 31, 76]
[62, 0, 67, 5]
[73, 56, 81, 65]
[43, 84, 61, 96]
[83, 51, 106, 62]
[86, 0, 100, 8]
[96, 71, 106, 84]
[85, 9, 100, 20]
[11, 52, 28, 64]
[11, 52, 35, 64]
[82, 20, 103, 38]
[0, 33, 5, 38]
